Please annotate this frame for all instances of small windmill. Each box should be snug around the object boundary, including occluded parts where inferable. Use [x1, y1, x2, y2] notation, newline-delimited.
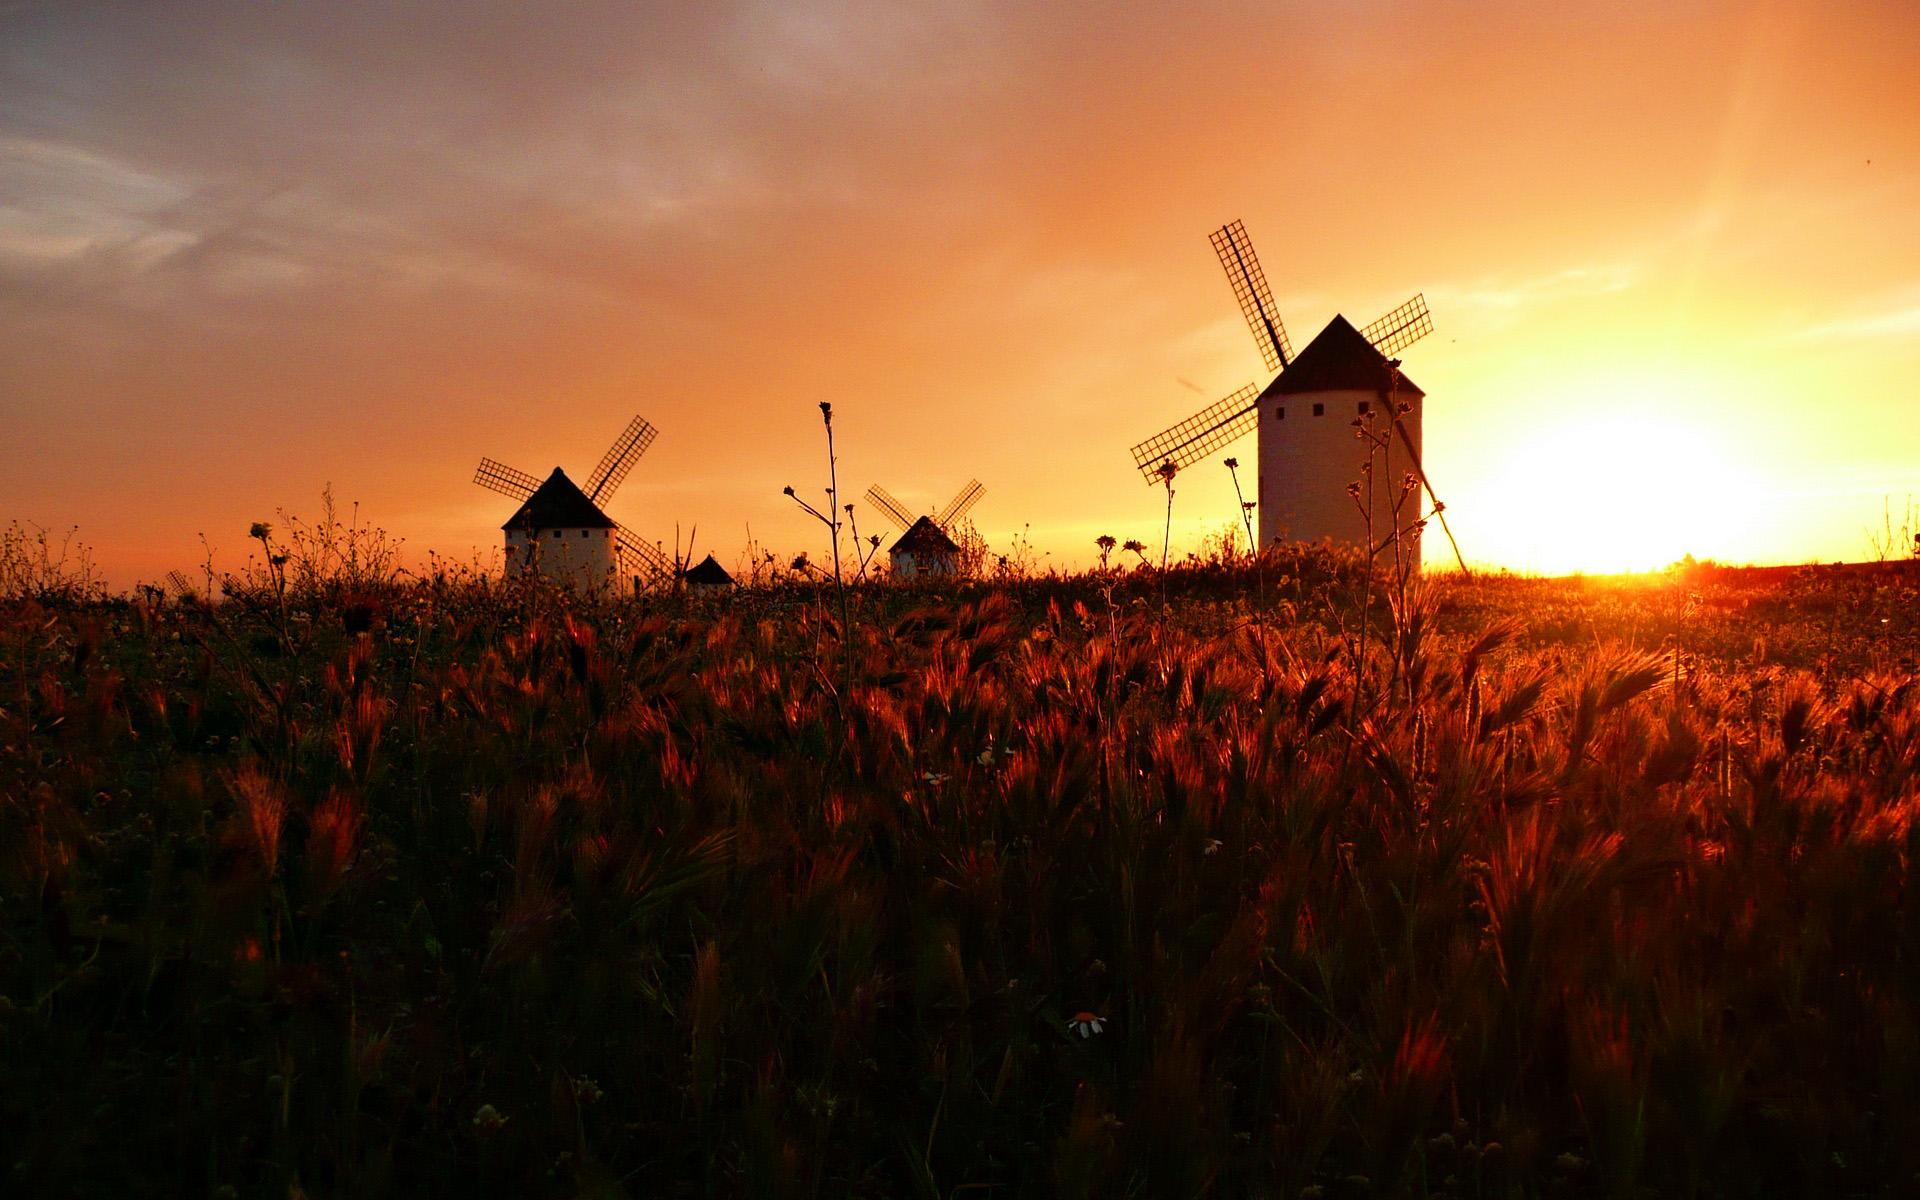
[862, 479, 985, 577]
[1129, 220, 1463, 570]
[473, 415, 673, 590]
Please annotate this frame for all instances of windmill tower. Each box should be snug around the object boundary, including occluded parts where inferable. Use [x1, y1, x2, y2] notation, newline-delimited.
[863, 479, 985, 578]
[473, 415, 673, 591]
[1129, 221, 1462, 570]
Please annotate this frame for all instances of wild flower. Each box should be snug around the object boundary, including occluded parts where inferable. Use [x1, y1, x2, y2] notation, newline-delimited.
[1067, 1012, 1106, 1039]
[227, 764, 286, 875]
[304, 789, 362, 898]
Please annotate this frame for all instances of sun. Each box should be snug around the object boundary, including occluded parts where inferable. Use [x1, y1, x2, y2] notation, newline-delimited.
[1466, 378, 1753, 575]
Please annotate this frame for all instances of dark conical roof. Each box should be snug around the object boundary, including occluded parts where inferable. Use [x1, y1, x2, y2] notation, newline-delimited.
[1260, 314, 1424, 399]
[682, 554, 734, 586]
[501, 467, 617, 530]
[889, 515, 959, 556]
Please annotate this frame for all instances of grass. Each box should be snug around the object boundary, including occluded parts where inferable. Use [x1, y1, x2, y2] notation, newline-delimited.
[3, 549, 1919, 1197]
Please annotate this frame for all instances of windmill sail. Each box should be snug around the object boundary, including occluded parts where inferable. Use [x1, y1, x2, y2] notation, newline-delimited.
[1129, 382, 1262, 482]
[1211, 221, 1290, 372]
[863, 485, 917, 531]
[1361, 294, 1432, 360]
[586, 415, 657, 504]
[613, 522, 674, 581]
[474, 458, 542, 500]
[935, 479, 984, 529]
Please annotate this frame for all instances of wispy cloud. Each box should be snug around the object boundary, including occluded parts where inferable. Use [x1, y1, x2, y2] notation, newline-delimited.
[1797, 291, 1920, 341]
[1429, 263, 1638, 319]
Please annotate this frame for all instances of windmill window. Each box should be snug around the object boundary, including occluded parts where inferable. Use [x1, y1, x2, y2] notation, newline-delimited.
[1312, 403, 1325, 417]
[1358, 401, 1371, 415]
[1274, 407, 1285, 421]
[581, 530, 589, 538]
[553, 530, 563, 539]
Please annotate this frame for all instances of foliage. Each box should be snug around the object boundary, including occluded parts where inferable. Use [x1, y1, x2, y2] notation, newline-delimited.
[0, 520, 104, 603]
[1866, 495, 1920, 563]
[222, 487, 414, 607]
[3, 558, 1920, 1197]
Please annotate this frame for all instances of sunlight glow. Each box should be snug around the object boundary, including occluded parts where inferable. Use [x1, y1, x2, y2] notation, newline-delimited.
[1468, 379, 1754, 575]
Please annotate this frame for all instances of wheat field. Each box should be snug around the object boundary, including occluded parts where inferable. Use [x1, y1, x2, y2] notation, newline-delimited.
[3, 550, 1918, 1197]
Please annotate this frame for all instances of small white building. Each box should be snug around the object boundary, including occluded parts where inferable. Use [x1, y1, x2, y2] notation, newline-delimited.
[1257, 314, 1425, 567]
[502, 467, 620, 591]
[888, 516, 960, 578]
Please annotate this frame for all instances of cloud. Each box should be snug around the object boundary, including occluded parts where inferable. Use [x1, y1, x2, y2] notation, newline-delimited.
[1797, 295, 1920, 342]
[0, 2, 1038, 325]
[1429, 262, 1638, 318]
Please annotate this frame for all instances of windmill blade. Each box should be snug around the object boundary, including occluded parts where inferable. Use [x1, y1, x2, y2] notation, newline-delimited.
[1128, 383, 1262, 483]
[1211, 220, 1291, 372]
[474, 457, 541, 501]
[862, 485, 917, 531]
[935, 479, 984, 529]
[586, 415, 658, 504]
[165, 570, 193, 597]
[1361, 293, 1432, 360]
[220, 574, 272, 606]
[613, 522, 674, 582]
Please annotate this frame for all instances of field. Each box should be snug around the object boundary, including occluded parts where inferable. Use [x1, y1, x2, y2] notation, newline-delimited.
[5, 551, 1920, 1198]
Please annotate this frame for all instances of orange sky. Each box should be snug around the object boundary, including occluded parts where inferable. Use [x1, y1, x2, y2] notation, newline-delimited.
[3, 0, 1917, 584]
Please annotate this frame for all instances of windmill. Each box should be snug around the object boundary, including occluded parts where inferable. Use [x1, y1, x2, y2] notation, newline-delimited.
[472, 415, 673, 590]
[862, 479, 985, 577]
[1129, 220, 1464, 571]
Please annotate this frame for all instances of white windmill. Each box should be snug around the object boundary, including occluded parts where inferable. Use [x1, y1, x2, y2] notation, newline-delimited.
[862, 479, 985, 577]
[473, 415, 673, 591]
[1129, 221, 1464, 570]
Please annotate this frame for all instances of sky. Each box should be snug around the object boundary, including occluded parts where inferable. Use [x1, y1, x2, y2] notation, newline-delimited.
[2, 0, 1917, 584]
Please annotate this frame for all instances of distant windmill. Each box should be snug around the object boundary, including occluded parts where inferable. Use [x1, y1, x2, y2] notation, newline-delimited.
[681, 554, 735, 591]
[1129, 220, 1463, 570]
[473, 415, 673, 590]
[863, 479, 985, 577]
[164, 569, 194, 600]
